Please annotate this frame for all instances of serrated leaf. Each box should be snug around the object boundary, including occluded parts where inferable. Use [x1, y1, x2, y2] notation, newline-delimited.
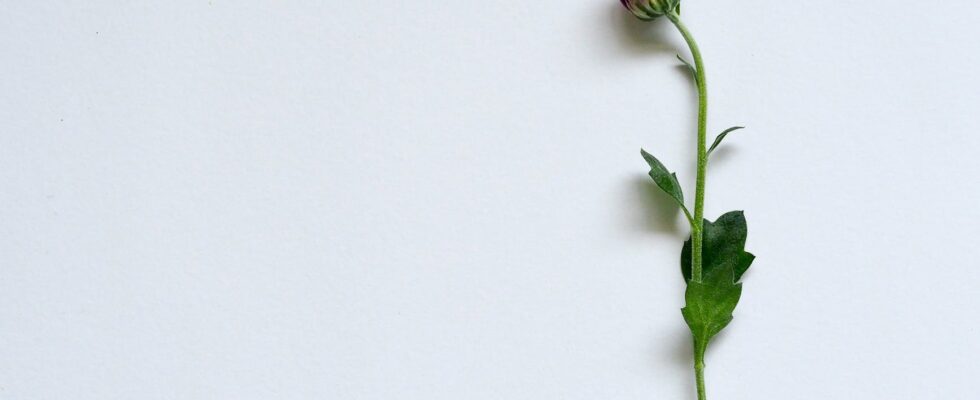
[707, 126, 744, 157]
[640, 149, 687, 211]
[681, 211, 754, 283]
[676, 55, 698, 83]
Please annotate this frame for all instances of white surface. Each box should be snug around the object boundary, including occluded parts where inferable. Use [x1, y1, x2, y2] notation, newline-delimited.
[2, 1, 979, 399]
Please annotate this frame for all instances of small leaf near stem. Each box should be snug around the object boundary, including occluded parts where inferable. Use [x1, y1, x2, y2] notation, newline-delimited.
[641, 149, 694, 224]
[707, 126, 745, 157]
[677, 55, 698, 84]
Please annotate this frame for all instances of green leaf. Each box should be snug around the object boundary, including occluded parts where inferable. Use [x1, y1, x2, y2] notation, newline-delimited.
[707, 126, 745, 157]
[681, 275, 742, 344]
[676, 55, 697, 83]
[680, 211, 755, 283]
[679, 211, 752, 345]
[640, 149, 687, 212]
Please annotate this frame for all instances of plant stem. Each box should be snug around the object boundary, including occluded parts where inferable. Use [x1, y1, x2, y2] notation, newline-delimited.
[667, 12, 707, 284]
[668, 11, 710, 400]
[694, 339, 707, 400]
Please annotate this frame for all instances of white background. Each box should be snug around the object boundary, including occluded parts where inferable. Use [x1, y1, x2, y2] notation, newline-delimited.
[2, 1, 979, 399]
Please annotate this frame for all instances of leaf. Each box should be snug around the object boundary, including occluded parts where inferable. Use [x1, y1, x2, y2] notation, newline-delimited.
[681, 275, 742, 344]
[640, 149, 687, 211]
[680, 211, 755, 283]
[707, 126, 745, 157]
[676, 55, 697, 83]
[680, 211, 752, 346]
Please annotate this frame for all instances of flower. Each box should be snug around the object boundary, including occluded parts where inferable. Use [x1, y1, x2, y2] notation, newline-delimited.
[620, 0, 679, 21]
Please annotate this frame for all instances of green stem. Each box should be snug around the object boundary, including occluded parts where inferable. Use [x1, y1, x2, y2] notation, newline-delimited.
[694, 339, 707, 400]
[666, 12, 707, 284]
[668, 11, 710, 400]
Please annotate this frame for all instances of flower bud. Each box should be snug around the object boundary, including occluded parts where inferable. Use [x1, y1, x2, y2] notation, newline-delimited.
[619, 0, 679, 21]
